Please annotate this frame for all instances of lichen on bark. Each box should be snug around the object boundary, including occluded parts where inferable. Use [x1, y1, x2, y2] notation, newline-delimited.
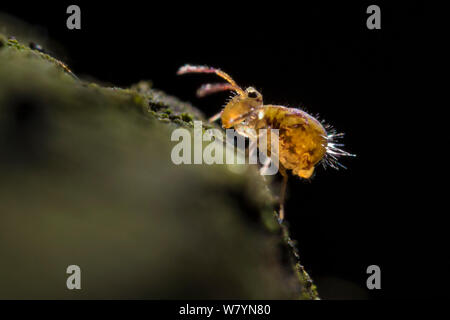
[0, 33, 318, 299]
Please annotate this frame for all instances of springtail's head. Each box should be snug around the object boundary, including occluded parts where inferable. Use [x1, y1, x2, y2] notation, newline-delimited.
[220, 86, 264, 128]
[177, 64, 263, 128]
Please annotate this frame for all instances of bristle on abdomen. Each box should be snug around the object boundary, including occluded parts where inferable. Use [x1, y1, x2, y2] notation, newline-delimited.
[322, 131, 356, 170]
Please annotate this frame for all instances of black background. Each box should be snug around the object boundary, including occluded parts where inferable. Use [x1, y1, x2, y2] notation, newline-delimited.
[1, 1, 443, 299]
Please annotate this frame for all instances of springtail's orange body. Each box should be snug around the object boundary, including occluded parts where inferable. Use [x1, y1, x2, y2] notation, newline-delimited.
[177, 64, 354, 220]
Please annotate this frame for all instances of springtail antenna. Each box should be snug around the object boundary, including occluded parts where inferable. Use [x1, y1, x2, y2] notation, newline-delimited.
[196, 83, 236, 98]
[177, 64, 245, 96]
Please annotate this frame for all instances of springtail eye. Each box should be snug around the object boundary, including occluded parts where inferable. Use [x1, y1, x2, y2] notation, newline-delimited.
[248, 91, 258, 98]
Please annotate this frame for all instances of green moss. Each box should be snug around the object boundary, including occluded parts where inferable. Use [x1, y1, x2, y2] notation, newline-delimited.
[296, 263, 320, 300]
[180, 112, 194, 123]
[7, 38, 23, 49]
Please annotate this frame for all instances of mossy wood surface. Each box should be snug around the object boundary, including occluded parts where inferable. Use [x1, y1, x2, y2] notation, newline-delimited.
[0, 34, 318, 299]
